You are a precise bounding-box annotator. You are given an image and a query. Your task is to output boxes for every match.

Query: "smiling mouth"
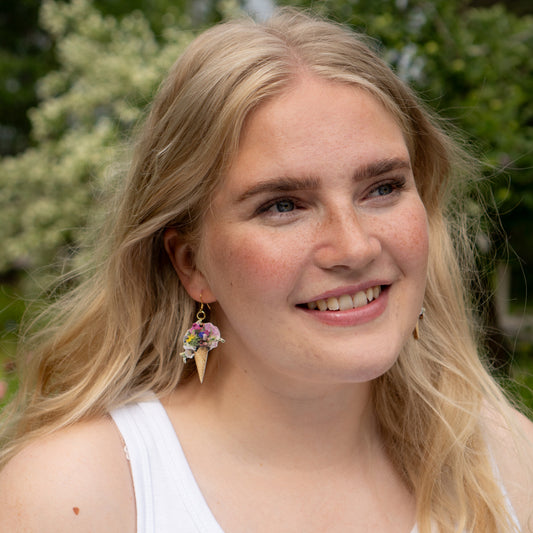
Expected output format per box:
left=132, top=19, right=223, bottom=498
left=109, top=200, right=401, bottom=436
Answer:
left=301, top=285, right=383, bottom=311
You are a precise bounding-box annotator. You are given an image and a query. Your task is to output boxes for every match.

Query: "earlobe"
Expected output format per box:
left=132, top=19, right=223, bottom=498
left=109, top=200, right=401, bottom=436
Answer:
left=163, top=229, right=215, bottom=302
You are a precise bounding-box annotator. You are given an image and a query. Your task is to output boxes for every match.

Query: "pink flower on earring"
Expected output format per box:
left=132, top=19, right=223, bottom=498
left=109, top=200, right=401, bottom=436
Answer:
left=180, top=321, right=224, bottom=362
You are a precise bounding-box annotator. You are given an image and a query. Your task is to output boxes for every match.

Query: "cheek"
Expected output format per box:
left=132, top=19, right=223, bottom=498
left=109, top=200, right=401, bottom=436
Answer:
left=201, top=228, right=299, bottom=294
left=402, top=209, right=428, bottom=255
left=382, top=201, right=429, bottom=270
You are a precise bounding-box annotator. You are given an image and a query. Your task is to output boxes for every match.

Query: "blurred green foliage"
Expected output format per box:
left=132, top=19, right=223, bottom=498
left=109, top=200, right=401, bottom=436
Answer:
left=0, top=0, right=55, bottom=155
left=0, top=285, right=25, bottom=406
left=507, top=347, right=533, bottom=414
left=0, top=0, right=229, bottom=157
left=0, top=0, right=197, bottom=276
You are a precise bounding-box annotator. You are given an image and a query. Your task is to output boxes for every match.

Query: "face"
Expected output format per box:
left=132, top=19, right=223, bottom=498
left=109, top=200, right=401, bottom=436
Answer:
left=190, top=76, right=428, bottom=392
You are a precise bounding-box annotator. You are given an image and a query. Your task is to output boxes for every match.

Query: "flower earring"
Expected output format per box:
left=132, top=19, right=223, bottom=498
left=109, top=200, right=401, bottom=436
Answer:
left=180, top=300, right=224, bottom=383
left=413, top=307, right=425, bottom=340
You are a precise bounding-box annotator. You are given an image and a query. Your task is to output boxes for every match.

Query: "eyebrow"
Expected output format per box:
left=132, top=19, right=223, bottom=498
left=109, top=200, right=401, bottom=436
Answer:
left=352, top=157, right=412, bottom=180
left=236, top=176, right=321, bottom=202
left=236, top=157, right=412, bottom=202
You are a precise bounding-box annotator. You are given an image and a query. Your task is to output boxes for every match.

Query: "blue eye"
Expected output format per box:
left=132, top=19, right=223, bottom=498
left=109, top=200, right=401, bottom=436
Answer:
left=368, top=178, right=405, bottom=198
left=255, top=196, right=303, bottom=219
left=274, top=199, right=295, bottom=212
left=374, top=183, right=394, bottom=196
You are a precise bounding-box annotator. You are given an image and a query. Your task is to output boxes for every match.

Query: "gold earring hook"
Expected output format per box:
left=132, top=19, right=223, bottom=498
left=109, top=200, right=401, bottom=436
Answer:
left=196, top=302, right=206, bottom=323
left=196, top=294, right=210, bottom=323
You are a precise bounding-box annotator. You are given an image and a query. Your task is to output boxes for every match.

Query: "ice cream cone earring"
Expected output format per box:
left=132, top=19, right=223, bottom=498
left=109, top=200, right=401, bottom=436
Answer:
left=180, top=299, right=224, bottom=383
left=413, top=307, right=425, bottom=340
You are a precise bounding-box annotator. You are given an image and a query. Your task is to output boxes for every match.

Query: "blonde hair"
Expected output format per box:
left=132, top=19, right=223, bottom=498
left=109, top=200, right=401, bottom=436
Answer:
left=0, top=8, right=520, bottom=531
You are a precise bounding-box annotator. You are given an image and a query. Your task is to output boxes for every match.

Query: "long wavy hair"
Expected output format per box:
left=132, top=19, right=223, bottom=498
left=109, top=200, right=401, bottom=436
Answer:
left=0, top=8, right=522, bottom=532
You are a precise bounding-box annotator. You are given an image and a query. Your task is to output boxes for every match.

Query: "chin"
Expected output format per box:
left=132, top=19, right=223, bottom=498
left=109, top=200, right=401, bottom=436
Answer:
left=309, top=347, right=403, bottom=385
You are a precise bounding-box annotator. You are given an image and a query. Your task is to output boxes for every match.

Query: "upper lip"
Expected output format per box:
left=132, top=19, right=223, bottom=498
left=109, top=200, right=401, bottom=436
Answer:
left=297, top=281, right=390, bottom=305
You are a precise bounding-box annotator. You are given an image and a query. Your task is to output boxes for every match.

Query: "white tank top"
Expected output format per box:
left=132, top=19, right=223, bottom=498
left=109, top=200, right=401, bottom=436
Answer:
left=111, top=398, right=224, bottom=533
left=110, top=398, right=520, bottom=533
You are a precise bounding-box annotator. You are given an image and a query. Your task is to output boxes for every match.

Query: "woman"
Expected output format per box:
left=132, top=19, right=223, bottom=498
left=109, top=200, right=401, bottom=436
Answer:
left=1, top=9, right=532, bottom=532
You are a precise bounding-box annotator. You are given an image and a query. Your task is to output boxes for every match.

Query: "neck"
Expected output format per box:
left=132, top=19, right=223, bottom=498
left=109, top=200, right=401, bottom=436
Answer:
left=170, top=355, right=380, bottom=472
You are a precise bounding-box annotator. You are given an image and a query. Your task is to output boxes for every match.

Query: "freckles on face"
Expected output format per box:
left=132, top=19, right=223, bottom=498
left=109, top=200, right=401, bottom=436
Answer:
left=192, top=76, right=429, bottom=385
left=201, top=223, right=303, bottom=300
left=218, top=236, right=279, bottom=284
left=388, top=199, right=429, bottom=261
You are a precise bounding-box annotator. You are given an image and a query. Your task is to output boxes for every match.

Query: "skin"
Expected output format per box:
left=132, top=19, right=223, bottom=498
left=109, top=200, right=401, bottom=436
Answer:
left=0, top=417, right=136, bottom=532
left=1, top=75, right=532, bottom=532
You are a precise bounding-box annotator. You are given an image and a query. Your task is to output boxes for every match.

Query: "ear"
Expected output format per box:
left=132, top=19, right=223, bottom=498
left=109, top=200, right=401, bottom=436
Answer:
left=163, top=228, right=216, bottom=303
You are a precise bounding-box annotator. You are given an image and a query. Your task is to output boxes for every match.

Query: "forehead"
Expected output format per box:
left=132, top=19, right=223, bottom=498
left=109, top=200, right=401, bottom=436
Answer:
left=227, top=76, right=409, bottom=182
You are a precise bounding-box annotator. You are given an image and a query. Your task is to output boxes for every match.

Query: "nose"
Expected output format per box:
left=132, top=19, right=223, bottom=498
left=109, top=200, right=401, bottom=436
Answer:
left=313, top=209, right=381, bottom=272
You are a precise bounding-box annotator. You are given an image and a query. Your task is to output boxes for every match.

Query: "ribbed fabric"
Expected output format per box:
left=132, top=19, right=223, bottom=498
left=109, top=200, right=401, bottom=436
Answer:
left=111, top=398, right=224, bottom=533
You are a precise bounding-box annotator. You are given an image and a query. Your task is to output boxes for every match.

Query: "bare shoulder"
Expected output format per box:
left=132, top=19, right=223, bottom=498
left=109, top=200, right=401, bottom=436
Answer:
left=0, top=415, right=135, bottom=532
left=483, top=403, right=533, bottom=531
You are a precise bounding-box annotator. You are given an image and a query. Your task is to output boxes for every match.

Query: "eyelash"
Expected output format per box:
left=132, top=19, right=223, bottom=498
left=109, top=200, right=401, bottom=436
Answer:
left=255, top=177, right=407, bottom=218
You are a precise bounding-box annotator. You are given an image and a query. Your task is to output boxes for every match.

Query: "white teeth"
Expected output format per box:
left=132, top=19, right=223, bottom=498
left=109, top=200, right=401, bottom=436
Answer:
left=338, top=294, right=353, bottom=311
left=305, top=285, right=382, bottom=312
left=326, top=297, right=340, bottom=311
left=316, top=299, right=328, bottom=311
left=352, top=291, right=367, bottom=308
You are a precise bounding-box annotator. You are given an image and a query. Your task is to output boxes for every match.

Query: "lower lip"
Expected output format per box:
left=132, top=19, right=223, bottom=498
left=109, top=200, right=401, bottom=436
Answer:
left=298, top=288, right=389, bottom=327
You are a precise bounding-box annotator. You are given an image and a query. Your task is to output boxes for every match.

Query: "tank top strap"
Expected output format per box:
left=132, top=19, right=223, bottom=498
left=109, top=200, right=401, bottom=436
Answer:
left=111, top=397, right=225, bottom=533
